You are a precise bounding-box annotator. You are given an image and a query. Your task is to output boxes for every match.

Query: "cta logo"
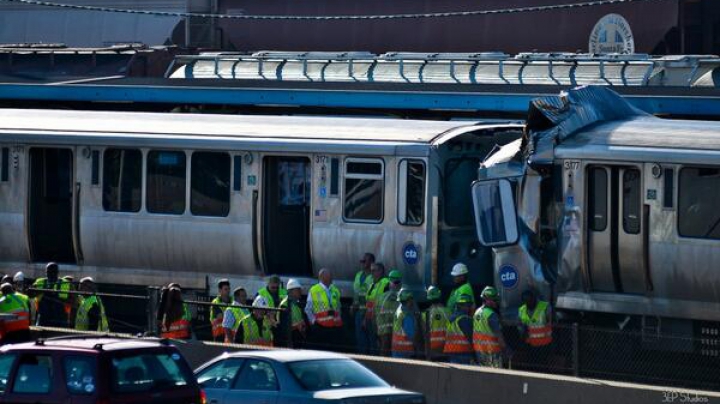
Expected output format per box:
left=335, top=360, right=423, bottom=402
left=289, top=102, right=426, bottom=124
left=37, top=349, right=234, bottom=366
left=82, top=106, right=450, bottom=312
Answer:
left=402, top=243, right=420, bottom=266
left=499, top=265, right=518, bottom=289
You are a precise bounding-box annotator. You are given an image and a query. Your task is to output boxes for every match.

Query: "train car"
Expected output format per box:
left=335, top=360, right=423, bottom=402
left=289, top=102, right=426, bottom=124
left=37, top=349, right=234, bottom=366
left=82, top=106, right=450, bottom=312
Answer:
left=0, top=109, right=522, bottom=297
left=472, top=86, right=720, bottom=341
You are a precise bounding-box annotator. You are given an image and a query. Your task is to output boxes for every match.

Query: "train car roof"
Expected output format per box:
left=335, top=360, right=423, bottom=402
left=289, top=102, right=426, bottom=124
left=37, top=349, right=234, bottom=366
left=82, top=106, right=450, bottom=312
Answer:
left=555, top=116, right=720, bottom=164
left=0, top=109, right=520, bottom=156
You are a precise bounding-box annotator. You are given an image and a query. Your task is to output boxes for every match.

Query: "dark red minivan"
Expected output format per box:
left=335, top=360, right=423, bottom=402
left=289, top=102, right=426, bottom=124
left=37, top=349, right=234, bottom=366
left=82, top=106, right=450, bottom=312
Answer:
left=0, top=336, right=205, bottom=404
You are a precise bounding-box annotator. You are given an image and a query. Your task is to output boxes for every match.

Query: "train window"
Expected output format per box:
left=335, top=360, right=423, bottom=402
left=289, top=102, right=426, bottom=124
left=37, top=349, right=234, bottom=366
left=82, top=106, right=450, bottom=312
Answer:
left=663, top=168, right=674, bottom=209
left=102, top=149, right=142, bottom=213
left=622, top=169, right=641, bottom=234
left=191, top=152, right=230, bottom=217
left=444, top=158, right=478, bottom=227
left=91, top=150, right=100, bottom=185
left=398, top=159, right=425, bottom=226
left=233, top=156, right=242, bottom=191
left=1, top=147, right=8, bottom=182
left=679, top=167, right=720, bottom=239
left=147, top=150, right=186, bottom=215
left=587, top=167, right=608, bottom=231
left=343, top=158, right=384, bottom=223
left=330, top=158, right=339, bottom=197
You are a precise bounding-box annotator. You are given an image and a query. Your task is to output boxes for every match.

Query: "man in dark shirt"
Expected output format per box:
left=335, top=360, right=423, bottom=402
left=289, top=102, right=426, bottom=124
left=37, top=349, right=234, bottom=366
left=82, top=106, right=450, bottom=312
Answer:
left=32, top=263, right=68, bottom=327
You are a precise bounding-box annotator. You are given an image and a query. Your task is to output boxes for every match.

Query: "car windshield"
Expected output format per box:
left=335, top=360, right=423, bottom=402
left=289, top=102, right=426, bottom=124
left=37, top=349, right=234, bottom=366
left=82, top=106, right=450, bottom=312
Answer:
left=288, top=359, right=389, bottom=391
left=111, top=351, right=192, bottom=393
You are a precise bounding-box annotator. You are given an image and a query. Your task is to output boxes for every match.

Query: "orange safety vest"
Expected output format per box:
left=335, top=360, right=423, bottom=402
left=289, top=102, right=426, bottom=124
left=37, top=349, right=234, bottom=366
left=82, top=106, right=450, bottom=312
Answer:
left=161, top=305, right=191, bottom=339
left=519, top=301, right=552, bottom=347
left=443, top=315, right=473, bottom=354
left=309, top=284, right=342, bottom=328
left=424, top=305, right=449, bottom=352
left=473, top=306, right=501, bottom=354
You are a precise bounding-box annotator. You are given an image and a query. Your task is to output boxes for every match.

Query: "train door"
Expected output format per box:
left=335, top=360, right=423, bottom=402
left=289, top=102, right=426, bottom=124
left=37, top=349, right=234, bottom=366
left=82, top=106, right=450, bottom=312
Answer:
left=27, top=148, right=76, bottom=264
left=586, top=164, right=647, bottom=294
left=262, top=156, right=312, bottom=276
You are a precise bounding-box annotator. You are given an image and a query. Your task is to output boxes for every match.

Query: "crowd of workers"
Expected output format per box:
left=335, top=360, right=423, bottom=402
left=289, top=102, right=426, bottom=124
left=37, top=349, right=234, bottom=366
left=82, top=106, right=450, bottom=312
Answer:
left=0, top=256, right=553, bottom=369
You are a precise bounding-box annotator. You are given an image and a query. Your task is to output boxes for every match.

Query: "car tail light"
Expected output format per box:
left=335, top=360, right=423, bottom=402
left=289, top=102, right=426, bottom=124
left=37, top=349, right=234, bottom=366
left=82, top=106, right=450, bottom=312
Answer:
left=199, top=389, right=208, bottom=404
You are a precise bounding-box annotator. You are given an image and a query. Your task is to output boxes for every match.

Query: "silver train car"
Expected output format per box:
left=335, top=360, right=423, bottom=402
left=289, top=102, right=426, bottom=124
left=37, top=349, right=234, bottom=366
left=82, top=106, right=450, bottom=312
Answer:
left=0, top=108, right=522, bottom=297
left=473, top=86, right=720, bottom=338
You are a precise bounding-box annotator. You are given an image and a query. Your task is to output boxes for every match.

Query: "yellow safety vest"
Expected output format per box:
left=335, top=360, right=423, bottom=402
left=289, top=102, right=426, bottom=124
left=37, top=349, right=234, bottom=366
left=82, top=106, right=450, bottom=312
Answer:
left=279, top=296, right=304, bottom=330
left=423, top=304, right=449, bottom=353
left=75, top=295, right=109, bottom=332
left=0, top=293, right=30, bottom=334
left=258, top=287, right=287, bottom=309
left=210, top=296, right=231, bottom=339
left=353, top=271, right=373, bottom=306
left=443, top=315, right=473, bottom=354
left=376, top=291, right=399, bottom=336
left=365, top=278, right=389, bottom=320
left=239, top=314, right=273, bottom=346
left=309, top=284, right=342, bottom=327
left=519, top=301, right=552, bottom=347
left=391, top=307, right=414, bottom=354
left=472, top=306, right=501, bottom=354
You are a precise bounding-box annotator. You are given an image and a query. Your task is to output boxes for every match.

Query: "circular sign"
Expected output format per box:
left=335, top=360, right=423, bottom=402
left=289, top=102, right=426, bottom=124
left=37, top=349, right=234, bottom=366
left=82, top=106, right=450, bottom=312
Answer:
left=402, top=243, right=420, bottom=266
left=588, top=14, right=635, bottom=54
left=499, top=265, right=519, bottom=289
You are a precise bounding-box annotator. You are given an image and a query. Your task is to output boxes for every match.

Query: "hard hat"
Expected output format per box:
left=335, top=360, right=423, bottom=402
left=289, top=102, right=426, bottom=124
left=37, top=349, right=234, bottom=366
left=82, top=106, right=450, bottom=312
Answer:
left=0, top=275, right=10, bottom=285
left=217, top=278, right=230, bottom=288
left=233, top=286, right=246, bottom=295
left=13, top=272, right=24, bottom=283
left=481, top=286, right=499, bottom=302
left=79, top=277, right=95, bottom=284
left=388, top=270, right=402, bottom=281
left=456, top=294, right=474, bottom=305
left=0, top=283, right=12, bottom=294
left=397, top=288, right=413, bottom=302
left=286, top=279, right=302, bottom=291
left=426, top=286, right=442, bottom=301
left=63, top=275, right=74, bottom=281
left=252, top=296, right=269, bottom=308
left=450, top=263, right=469, bottom=277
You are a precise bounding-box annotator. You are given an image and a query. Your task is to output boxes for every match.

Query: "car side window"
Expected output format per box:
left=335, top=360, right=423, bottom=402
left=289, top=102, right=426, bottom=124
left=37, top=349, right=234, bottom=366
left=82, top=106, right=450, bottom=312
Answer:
left=64, top=356, right=97, bottom=395
left=13, top=354, right=53, bottom=394
left=232, top=360, right=278, bottom=391
left=0, top=354, right=17, bottom=394
left=197, top=359, right=245, bottom=389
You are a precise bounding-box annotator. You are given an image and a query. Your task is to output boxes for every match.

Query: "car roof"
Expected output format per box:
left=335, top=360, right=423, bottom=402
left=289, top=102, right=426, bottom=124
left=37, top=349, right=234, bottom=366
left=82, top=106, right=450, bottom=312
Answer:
left=1, top=337, right=176, bottom=353
left=222, top=349, right=350, bottom=363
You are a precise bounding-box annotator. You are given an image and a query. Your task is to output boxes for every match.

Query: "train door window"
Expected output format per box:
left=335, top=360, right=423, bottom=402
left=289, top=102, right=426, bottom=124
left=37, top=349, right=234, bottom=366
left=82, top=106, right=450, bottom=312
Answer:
left=588, top=167, right=608, bottom=231
left=398, top=159, right=425, bottom=226
left=233, top=156, right=242, bottom=192
left=191, top=152, right=230, bottom=217
left=679, top=167, right=720, bottom=239
left=1, top=147, right=8, bottom=182
left=147, top=150, right=186, bottom=215
left=330, top=158, right=339, bottom=197
left=663, top=168, right=674, bottom=209
left=91, top=150, right=100, bottom=186
left=103, top=148, right=142, bottom=213
left=622, top=168, right=641, bottom=234
left=343, top=158, right=384, bottom=223
left=444, top=158, right=478, bottom=226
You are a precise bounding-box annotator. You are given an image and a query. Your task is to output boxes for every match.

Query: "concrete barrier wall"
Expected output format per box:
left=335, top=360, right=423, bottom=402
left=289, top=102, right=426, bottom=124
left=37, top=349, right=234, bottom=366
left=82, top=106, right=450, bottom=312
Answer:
left=30, top=328, right=720, bottom=404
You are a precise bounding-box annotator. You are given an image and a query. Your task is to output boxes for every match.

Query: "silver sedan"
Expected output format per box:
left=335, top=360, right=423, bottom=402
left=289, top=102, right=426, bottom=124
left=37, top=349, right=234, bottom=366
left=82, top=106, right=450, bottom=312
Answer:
left=195, top=350, right=425, bottom=404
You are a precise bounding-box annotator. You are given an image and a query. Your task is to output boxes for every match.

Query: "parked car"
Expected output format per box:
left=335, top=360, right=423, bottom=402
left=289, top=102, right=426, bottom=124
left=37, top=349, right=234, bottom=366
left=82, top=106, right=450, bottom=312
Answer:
left=195, top=350, right=425, bottom=404
left=0, top=336, right=205, bottom=404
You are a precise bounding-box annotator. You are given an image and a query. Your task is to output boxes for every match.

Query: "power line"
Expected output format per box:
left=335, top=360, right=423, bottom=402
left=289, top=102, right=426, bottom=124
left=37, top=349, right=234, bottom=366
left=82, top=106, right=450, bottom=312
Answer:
left=0, top=0, right=671, bottom=21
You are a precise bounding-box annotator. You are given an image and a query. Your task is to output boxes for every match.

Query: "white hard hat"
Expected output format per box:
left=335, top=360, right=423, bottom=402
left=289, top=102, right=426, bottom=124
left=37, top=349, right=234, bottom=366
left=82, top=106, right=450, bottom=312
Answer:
left=252, top=296, right=269, bottom=308
left=13, top=272, right=24, bottom=282
left=450, top=263, right=469, bottom=277
left=80, top=277, right=95, bottom=284
left=286, top=279, right=302, bottom=290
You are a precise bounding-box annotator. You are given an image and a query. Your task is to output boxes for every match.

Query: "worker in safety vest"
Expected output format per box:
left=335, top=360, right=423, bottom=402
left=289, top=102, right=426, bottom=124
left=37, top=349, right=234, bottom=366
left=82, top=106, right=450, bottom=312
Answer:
left=235, top=296, right=273, bottom=346
left=305, top=268, right=343, bottom=351
left=223, top=287, right=249, bottom=343
left=209, top=279, right=232, bottom=342
left=376, top=269, right=402, bottom=356
left=446, top=263, right=475, bottom=314
left=32, top=262, right=72, bottom=327
left=352, top=252, right=375, bottom=354
left=473, top=286, right=508, bottom=368
left=62, top=275, right=78, bottom=326
left=160, top=287, right=192, bottom=340
left=391, top=288, right=424, bottom=359
left=423, top=285, right=449, bottom=361
left=75, top=277, right=109, bottom=332
left=0, top=282, right=30, bottom=343
left=279, top=278, right=307, bottom=348
left=257, top=275, right=287, bottom=309
left=443, top=294, right=474, bottom=364
left=518, top=289, right=552, bottom=367
left=364, top=263, right=389, bottom=354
